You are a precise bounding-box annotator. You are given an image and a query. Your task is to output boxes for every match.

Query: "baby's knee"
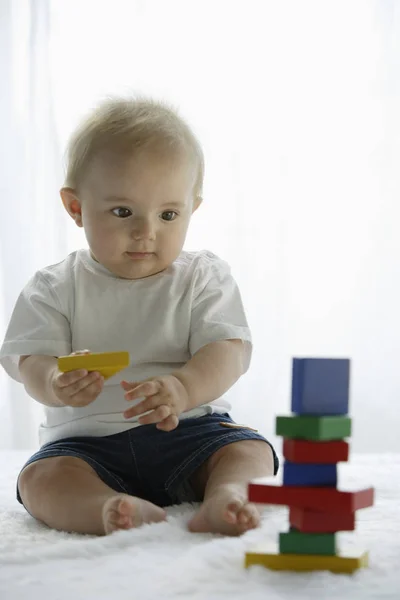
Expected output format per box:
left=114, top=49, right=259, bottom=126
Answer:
left=19, top=457, right=54, bottom=499
left=229, top=439, right=274, bottom=461
left=18, top=456, right=86, bottom=500
left=212, top=439, right=276, bottom=472
left=239, top=439, right=277, bottom=476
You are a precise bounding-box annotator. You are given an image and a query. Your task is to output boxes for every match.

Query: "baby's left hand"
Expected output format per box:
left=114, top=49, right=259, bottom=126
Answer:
left=121, top=375, right=189, bottom=431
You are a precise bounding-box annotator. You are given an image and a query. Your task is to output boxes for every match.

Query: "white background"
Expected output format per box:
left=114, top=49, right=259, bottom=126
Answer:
left=1, top=0, right=399, bottom=452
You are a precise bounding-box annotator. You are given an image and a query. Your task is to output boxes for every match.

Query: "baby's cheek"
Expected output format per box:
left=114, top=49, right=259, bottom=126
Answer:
left=94, top=222, right=124, bottom=247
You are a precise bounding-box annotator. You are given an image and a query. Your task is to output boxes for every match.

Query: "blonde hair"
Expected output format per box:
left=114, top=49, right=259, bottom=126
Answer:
left=64, top=97, right=204, bottom=199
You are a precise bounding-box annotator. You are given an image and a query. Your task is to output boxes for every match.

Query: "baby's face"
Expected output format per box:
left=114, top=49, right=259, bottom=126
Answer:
left=76, top=151, right=200, bottom=279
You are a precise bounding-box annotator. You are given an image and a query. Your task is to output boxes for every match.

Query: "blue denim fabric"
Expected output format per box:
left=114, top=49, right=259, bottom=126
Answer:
left=17, top=413, right=279, bottom=508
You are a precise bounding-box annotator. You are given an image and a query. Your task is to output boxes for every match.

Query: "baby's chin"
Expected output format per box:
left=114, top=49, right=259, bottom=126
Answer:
left=107, top=257, right=168, bottom=280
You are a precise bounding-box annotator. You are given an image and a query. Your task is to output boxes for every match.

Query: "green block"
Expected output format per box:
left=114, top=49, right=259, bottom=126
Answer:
left=276, top=415, right=351, bottom=440
left=279, top=529, right=337, bottom=556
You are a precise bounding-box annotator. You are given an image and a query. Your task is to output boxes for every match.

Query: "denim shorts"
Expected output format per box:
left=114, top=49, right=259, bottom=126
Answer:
left=16, top=413, right=279, bottom=508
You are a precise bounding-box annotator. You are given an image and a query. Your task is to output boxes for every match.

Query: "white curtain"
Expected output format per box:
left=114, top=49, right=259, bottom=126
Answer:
left=0, top=0, right=68, bottom=448
left=1, top=0, right=399, bottom=452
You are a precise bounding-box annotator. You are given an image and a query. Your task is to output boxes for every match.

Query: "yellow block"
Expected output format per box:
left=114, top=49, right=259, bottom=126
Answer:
left=58, top=351, right=130, bottom=380
left=245, top=544, right=368, bottom=574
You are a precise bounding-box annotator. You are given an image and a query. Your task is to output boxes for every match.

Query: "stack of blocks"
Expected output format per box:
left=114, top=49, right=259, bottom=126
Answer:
left=245, top=358, right=375, bottom=574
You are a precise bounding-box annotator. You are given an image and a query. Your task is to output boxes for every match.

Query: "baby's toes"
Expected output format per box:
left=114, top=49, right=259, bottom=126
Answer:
left=118, top=498, right=133, bottom=516
left=117, top=500, right=135, bottom=526
left=238, top=508, right=251, bottom=525
left=115, top=512, right=132, bottom=528
left=113, top=516, right=129, bottom=529
left=238, top=503, right=260, bottom=531
left=224, top=499, right=245, bottom=524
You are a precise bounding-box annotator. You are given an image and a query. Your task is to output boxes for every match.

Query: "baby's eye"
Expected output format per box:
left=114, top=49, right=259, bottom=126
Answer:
left=112, top=207, right=132, bottom=219
left=161, top=211, right=178, bottom=222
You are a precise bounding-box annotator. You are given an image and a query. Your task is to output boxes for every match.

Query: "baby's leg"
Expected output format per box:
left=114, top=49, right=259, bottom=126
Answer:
left=18, top=456, right=166, bottom=535
left=188, top=440, right=275, bottom=536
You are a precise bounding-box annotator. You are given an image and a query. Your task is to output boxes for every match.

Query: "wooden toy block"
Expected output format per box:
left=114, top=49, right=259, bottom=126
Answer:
left=279, top=529, right=336, bottom=555
left=283, top=461, right=337, bottom=486
left=248, top=479, right=374, bottom=513
left=58, top=351, right=130, bottom=380
left=276, top=415, right=351, bottom=441
left=245, top=543, right=368, bottom=573
left=289, top=506, right=356, bottom=533
left=283, top=439, right=349, bottom=463
left=291, top=358, right=350, bottom=415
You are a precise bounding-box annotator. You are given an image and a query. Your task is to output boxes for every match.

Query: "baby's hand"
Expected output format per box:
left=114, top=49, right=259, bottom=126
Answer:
left=121, top=375, right=189, bottom=431
left=51, top=351, right=104, bottom=407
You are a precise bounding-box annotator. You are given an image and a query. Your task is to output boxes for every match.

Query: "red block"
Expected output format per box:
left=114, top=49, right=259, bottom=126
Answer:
left=248, top=479, right=374, bottom=513
left=289, top=506, right=356, bottom=533
left=283, top=439, right=349, bottom=464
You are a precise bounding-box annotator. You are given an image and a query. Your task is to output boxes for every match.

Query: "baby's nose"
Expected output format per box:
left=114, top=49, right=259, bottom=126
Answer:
left=131, top=218, right=156, bottom=240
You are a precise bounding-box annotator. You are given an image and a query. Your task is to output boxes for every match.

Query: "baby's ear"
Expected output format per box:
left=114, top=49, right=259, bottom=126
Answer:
left=60, top=187, right=83, bottom=227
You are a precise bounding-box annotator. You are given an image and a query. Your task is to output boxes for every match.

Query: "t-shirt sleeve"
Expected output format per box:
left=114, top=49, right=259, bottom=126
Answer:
left=189, top=253, right=252, bottom=372
left=0, top=272, right=72, bottom=382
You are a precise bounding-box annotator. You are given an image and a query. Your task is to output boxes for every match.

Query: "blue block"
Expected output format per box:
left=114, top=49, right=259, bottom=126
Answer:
left=291, top=358, right=350, bottom=416
left=283, top=461, right=338, bottom=486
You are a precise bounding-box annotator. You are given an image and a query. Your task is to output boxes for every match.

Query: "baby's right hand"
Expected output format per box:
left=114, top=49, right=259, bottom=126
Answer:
left=51, top=352, right=104, bottom=407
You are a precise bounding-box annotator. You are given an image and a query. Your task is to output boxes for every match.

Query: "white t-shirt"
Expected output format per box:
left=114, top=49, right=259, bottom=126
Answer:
left=0, top=249, right=252, bottom=445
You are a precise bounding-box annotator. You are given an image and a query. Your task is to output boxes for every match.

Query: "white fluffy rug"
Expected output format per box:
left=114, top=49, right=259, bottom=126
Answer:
left=0, top=451, right=399, bottom=599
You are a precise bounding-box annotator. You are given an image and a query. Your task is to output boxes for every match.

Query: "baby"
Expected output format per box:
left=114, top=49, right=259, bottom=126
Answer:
left=0, top=98, right=278, bottom=536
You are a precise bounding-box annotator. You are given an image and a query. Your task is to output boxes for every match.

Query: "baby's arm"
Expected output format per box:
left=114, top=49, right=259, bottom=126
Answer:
left=19, top=355, right=104, bottom=407
left=19, top=355, right=64, bottom=407
left=172, top=339, right=245, bottom=411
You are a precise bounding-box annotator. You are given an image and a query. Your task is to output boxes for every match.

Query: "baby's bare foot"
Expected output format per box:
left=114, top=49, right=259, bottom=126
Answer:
left=102, top=493, right=167, bottom=534
left=188, top=484, right=261, bottom=536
